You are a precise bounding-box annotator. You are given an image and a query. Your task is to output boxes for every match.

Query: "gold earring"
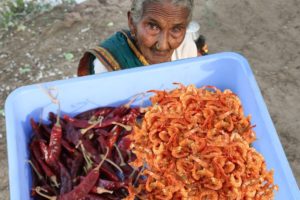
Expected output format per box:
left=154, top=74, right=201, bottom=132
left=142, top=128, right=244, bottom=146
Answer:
left=131, top=32, right=135, bottom=39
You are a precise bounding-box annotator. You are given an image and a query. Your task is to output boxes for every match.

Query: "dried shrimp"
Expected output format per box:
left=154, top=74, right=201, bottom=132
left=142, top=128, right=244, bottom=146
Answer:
left=126, top=84, right=278, bottom=200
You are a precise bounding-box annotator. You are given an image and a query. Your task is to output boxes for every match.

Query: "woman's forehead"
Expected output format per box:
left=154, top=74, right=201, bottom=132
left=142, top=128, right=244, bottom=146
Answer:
left=141, top=2, right=189, bottom=25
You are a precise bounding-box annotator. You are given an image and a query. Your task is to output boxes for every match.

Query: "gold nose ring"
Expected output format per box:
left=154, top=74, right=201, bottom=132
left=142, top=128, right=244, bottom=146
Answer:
left=155, top=43, right=160, bottom=50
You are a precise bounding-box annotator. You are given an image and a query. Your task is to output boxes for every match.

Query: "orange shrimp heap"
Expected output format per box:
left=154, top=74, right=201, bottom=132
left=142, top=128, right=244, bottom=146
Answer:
left=127, top=84, right=278, bottom=200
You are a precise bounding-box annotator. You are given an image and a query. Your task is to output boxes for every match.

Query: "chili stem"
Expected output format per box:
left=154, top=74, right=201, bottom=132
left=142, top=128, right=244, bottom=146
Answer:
left=124, top=92, right=146, bottom=108
left=100, top=156, right=124, bottom=175
left=38, top=85, right=59, bottom=105
left=56, top=102, right=61, bottom=126
left=93, top=186, right=113, bottom=194
left=38, top=85, right=61, bottom=125
left=113, top=144, right=126, bottom=166
left=80, top=142, right=93, bottom=171
left=129, top=167, right=137, bottom=179
left=96, top=147, right=109, bottom=170
left=80, top=117, right=103, bottom=135
left=127, top=150, right=132, bottom=162
left=50, top=176, right=59, bottom=188
left=27, top=160, right=43, bottom=180
left=111, top=122, right=132, bottom=131
left=35, top=187, right=57, bottom=200
left=133, top=162, right=146, bottom=186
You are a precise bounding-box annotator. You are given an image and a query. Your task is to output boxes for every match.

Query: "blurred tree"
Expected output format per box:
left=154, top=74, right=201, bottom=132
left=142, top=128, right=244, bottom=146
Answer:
left=0, top=0, right=75, bottom=31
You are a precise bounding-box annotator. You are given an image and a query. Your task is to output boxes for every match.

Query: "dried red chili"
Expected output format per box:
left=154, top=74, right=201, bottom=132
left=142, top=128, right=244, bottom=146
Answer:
left=58, top=162, right=72, bottom=194
left=30, top=140, right=59, bottom=188
left=30, top=104, right=143, bottom=200
left=75, top=107, right=114, bottom=120
left=47, top=120, right=62, bottom=165
left=58, top=148, right=109, bottom=200
left=69, top=151, right=84, bottom=179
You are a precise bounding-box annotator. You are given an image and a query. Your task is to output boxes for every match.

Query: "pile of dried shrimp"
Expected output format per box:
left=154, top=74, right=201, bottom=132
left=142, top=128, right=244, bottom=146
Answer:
left=126, top=84, right=278, bottom=200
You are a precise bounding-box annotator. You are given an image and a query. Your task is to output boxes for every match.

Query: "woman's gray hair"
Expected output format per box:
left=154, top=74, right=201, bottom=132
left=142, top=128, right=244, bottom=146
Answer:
left=130, top=0, right=194, bottom=24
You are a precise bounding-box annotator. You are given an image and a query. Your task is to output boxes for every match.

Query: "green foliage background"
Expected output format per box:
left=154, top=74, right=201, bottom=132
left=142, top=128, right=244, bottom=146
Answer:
left=0, top=0, right=75, bottom=31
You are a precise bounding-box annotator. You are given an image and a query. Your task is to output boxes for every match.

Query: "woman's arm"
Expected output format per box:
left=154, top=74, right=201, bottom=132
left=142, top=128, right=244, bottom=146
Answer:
left=93, top=58, right=109, bottom=73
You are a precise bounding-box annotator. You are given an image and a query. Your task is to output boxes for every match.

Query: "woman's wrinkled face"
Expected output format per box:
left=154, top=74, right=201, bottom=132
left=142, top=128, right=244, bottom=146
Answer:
left=128, top=2, right=189, bottom=64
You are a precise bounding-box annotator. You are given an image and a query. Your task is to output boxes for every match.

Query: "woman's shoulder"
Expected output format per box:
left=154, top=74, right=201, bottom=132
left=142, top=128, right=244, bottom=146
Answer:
left=100, top=30, right=130, bottom=47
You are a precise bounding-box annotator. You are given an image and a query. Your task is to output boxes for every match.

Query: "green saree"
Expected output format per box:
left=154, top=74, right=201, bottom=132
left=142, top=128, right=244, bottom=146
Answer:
left=77, top=30, right=149, bottom=76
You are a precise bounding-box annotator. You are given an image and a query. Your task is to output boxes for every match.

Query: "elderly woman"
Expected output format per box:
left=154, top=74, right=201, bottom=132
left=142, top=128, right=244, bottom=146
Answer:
left=78, top=0, right=196, bottom=76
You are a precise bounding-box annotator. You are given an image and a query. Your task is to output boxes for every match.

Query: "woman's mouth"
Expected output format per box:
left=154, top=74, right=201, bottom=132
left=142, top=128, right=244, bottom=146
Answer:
left=152, top=49, right=170, bottom=57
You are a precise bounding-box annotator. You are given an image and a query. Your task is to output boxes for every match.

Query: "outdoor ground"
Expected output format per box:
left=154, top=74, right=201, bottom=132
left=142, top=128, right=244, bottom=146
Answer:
left=0, top=0, right=299, bottom=199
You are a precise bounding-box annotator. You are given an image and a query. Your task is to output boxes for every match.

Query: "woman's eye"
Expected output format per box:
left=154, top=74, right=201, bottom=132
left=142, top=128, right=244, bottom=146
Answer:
left=148, top=23, right=159, bottom=31
left=172, top=26, right=182, bottom=34
left=171, top=26, right=185, bottom=38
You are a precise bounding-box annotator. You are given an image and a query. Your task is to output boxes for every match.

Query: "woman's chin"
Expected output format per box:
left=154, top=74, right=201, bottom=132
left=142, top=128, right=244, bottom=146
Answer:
left=148, top=56, right=171, bottom=65
left=149, top=59, right=169, bottom=65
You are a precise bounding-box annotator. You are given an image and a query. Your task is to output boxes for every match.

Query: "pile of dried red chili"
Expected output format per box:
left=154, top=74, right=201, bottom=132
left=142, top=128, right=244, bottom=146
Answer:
left=29, top=104, right=144, bottom=200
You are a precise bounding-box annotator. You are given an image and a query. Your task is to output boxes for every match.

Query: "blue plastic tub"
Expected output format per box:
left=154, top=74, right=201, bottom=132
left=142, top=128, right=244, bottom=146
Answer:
left=5, top=52, right=299, bottom=199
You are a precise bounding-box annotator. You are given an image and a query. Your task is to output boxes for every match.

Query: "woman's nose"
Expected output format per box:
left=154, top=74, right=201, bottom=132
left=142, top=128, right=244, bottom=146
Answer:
left=157, top=32, right=170, bottom=51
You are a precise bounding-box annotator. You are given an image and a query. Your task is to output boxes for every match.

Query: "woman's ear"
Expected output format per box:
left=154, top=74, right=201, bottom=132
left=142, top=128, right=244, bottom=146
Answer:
left=127, top=11, right=136, bottom=36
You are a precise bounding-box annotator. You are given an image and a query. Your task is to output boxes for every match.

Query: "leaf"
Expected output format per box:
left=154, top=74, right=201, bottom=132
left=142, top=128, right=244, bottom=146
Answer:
left=0, top=109, right=5, bottom=117
left=17, top=24, right=26, bottom=31
left=81, top=27, right=90, bottom=33
left=19, top=65, right=31, bottom=74
left=64, top=52, right=74, bottom=61
left=106, top=22, right=114, bottom=27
